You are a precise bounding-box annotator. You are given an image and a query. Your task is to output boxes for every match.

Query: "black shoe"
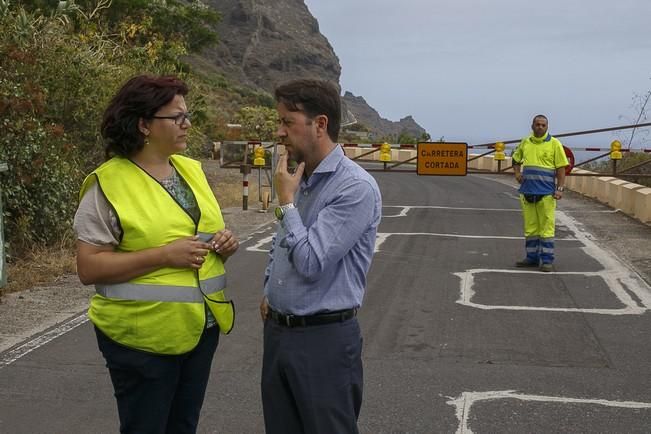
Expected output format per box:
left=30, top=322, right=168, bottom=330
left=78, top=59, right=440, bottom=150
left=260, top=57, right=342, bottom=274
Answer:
left=515, top=259, right=538, bottom=267
left=539, top=263, right=553, bottom=272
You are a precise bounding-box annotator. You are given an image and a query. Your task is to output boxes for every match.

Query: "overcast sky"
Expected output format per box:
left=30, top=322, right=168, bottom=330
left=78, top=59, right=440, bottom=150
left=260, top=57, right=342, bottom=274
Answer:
left=304, top=0, right=651, bottom=149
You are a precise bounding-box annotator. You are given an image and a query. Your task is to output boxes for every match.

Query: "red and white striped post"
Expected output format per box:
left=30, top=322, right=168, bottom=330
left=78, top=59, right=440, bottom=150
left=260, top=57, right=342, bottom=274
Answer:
left=240, top=163, right=251, bottom=210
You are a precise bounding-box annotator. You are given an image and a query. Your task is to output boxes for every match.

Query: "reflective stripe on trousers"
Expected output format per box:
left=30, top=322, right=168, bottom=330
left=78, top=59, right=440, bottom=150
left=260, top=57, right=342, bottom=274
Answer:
left=520, top=194, right=556, bottom=264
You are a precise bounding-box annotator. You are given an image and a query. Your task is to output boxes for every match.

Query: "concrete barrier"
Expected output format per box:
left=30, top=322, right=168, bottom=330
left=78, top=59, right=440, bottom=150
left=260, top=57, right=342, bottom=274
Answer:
left=633, top=187, right=651, bottom=223
left=565, top=168, right=583, bottom=191
left=596, top=176, right=616, bottom=203
left=468, top=156, right=480, bottom=169
left=605, top=179, right=629, bottom=206
left=478, top=156, right=493, bottom=171
left=398, top=150, right=414, bottom=162
left=618, top=183, right=646, bottom=215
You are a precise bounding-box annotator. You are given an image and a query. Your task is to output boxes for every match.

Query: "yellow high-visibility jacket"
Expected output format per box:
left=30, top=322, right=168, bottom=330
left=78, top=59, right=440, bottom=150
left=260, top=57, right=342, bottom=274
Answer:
left=512, top=133, right=568, bottom=195
left=79, top=155, right=234, bottom=355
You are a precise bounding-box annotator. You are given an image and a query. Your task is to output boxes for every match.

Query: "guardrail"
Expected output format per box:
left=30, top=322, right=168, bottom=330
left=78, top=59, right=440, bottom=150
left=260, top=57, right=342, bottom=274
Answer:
left=341, top=121, right=651, bottom=178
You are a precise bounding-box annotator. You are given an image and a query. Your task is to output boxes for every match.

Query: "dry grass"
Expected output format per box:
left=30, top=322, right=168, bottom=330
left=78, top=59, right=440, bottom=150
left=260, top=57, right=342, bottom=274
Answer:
left=203, top=159, right=269, bottom=209
left=1, top=236, right=77, bottom=298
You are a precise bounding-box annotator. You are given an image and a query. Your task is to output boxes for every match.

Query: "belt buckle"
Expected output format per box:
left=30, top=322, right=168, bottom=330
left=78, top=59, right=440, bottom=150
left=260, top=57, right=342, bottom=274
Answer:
left=285, top=314, right=294, bottom=327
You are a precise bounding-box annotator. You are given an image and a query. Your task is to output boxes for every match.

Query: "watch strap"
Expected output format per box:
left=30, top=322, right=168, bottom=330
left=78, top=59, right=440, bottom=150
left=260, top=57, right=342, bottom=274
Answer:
left=275, top=203, right=295, bottom=220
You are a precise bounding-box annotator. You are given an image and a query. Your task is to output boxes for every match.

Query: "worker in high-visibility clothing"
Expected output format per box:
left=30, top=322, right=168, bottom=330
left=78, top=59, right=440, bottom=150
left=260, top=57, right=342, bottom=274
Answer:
left=74, top=75, right=238, bottom=433
left=512, top=114, right=569, bottom=272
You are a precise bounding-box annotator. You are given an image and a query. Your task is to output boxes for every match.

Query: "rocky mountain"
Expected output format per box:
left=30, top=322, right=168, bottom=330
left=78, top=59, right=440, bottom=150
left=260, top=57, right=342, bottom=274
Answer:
left=343, top=92, right=427, bottom=139
left=203, top=0, right=340, bottom=92
left=201, top=0, right=427, bottom=138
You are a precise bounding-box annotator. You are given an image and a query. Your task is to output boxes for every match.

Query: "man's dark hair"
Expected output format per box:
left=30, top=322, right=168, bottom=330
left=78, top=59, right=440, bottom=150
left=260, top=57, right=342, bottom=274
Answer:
left=274, top=79, right=341, bottom=142
left=532, top=114, right=548, bottom=123
left=101, top=74, right=188, bottom=159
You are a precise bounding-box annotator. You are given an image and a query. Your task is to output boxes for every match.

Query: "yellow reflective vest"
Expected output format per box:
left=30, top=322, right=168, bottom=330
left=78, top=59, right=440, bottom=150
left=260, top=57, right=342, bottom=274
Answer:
left=79, top=155, right=234, bottom=355
left=512, top=133, right=568, bottom=195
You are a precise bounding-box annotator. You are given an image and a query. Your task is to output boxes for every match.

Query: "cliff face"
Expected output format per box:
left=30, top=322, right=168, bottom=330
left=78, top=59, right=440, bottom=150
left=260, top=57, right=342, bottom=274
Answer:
left=201, top=0, right=427, bottom=137
left=204, top=0, right=341, bottom=93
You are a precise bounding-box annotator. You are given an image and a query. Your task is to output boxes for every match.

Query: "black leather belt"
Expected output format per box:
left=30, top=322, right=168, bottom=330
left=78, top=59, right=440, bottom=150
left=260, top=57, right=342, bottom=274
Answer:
left=268, top=308, right=357, bottom=328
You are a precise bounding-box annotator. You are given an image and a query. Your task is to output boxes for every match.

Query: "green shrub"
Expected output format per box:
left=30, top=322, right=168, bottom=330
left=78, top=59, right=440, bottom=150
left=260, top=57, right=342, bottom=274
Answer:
left=0, top=2, right=219, bottom=257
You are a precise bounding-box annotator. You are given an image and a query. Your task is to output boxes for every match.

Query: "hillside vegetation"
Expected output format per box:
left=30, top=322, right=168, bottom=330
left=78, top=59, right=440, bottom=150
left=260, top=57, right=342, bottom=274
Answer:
left=0, top=0, right=276, bottom=259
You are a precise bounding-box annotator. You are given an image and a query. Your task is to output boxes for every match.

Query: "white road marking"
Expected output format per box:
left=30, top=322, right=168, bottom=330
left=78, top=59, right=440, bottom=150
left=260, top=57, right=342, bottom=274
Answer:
left=246, top=231, right=572, bottom=254
left=453, top=209, right=651, bottom=314
left=374, top=233, right=391, bottom=252
left=236, top=223, right=276, bottom=245
left=374, top=232, right=574, bottom=253
left=241, top=201, right=651, bottom=313
left=383, top=205, right=520, bottom=218
left=246, top=235, right=275, bottom=252
left=447, top=390, right=651, bottom=434
left=454, top=268, right=647, bottom=315
left=0, top=312, right=88, bottom=369
left=564, top=209, right=622, bottom=214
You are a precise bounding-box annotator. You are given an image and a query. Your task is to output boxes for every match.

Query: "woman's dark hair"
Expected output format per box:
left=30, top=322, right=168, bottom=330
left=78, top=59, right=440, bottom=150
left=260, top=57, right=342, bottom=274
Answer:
left=101, top=74, right=188, bottom=159
left=274, top=79, right=341, bottom=142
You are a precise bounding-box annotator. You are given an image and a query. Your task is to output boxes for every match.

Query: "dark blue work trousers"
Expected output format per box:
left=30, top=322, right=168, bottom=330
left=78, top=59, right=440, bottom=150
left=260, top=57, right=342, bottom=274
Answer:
left=95, top=326, right=219, bottom=434
left=261, top=317, right=363, bottom=434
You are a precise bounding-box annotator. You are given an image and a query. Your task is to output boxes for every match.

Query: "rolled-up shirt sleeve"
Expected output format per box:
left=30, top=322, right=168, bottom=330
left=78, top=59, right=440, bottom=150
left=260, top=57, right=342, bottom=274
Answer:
left=280, top=179, right=378, bottom=280
left=73, top=182, right=120, bottom=247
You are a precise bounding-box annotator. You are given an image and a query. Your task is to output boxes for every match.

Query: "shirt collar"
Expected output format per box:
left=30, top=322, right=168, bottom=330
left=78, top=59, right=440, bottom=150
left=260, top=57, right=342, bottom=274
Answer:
left=530, top=133, right=551, bottom=143
left=301, top=145, right=343, bottom=187
left=312, top=145, right=344, bottom=175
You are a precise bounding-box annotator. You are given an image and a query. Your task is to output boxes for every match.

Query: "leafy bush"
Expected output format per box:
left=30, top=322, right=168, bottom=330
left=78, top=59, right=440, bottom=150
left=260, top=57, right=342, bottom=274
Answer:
left=0, top=77, right=81, bottom=252
left=235, top=106, right=279, bottom=141
left=0, top=1, right=221, bottom=257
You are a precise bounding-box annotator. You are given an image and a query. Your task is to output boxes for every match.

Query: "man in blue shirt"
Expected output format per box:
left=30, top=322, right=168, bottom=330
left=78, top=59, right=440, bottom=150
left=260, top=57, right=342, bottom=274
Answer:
left=259, top=79, right=382, bottom=433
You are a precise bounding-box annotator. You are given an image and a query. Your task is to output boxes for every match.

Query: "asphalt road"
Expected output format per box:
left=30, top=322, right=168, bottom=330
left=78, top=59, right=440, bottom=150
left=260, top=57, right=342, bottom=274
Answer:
left=1, top=171, right=650, bottom=433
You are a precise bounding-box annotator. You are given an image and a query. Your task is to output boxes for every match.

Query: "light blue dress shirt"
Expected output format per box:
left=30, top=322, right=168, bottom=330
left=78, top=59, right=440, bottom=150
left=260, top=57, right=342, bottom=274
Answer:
left=264, top=146, right=382, bottom=316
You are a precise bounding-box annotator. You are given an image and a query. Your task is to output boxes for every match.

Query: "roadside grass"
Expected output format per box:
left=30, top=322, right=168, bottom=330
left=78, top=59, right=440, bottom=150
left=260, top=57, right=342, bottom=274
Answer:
left=2, top=235, right=77, bottom=298
left=204, top=161, right=267, bottom=209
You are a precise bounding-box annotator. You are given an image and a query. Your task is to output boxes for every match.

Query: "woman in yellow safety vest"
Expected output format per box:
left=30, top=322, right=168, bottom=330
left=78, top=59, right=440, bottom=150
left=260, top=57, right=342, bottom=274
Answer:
left=74, top=74, right=238, bottom=433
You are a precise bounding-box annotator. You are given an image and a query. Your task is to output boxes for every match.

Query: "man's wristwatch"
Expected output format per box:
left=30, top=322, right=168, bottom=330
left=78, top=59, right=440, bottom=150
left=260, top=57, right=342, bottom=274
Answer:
left=274, top=203, right=295, bottom=221
left=556, top=186, right=565, bottom=192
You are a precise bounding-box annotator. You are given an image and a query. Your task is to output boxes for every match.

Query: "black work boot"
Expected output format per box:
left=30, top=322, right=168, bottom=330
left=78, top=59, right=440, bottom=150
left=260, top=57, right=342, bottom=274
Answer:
left=515, top=259, right=538, bottom=267
left=539, top=263, right=553, bottom=272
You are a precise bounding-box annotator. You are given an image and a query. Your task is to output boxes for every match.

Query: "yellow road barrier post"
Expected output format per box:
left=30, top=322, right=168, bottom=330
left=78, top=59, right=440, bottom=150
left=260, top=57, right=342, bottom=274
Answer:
left=610, top=140, right=622, bottom=175
left=379, top=142, right=391, bottom=170
left=494, top=141, right=505, bottom=172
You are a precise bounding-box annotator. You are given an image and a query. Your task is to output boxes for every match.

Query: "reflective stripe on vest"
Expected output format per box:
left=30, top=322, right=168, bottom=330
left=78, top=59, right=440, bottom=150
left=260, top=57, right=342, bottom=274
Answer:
left=95, top=274, right=226, bottom=303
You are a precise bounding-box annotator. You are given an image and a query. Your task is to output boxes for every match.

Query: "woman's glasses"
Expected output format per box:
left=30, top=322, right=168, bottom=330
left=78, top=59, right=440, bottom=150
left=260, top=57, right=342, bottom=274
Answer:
left=152, top=112, right=192, bottom=125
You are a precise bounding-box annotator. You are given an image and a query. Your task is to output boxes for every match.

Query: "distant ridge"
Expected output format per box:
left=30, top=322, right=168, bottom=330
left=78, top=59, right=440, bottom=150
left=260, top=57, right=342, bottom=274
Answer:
left=197, top=0, right=427, bottom=138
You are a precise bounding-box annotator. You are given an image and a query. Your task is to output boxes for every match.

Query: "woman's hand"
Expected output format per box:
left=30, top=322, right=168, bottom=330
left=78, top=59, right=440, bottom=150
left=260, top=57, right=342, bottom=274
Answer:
left=162, top=236, right=212, bottom=269
left=210, top=229, right=239, bottom=261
